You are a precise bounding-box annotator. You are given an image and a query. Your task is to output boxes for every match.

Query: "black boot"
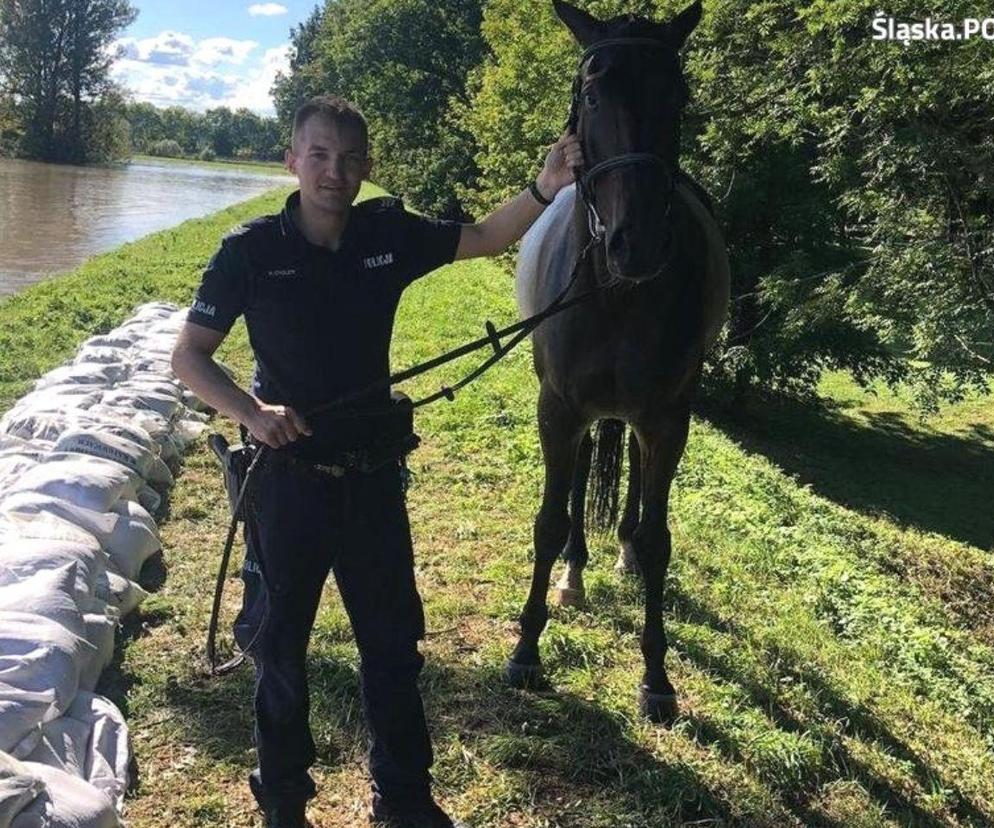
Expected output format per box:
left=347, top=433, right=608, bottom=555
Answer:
left=368, top=797, right=470, bottom=828
left=262, top=800, right=311, bottom=828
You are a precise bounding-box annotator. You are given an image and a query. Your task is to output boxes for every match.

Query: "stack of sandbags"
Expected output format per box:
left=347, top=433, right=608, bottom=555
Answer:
left=0, top=302, right=212, bottom=826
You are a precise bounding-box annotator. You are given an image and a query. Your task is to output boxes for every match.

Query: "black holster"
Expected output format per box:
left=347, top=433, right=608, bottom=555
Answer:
left=208, top=425, right=256, bottom=521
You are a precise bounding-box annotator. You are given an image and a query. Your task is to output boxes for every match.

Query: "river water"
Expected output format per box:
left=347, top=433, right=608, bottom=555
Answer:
left=0, top=157, right=292, bottom=297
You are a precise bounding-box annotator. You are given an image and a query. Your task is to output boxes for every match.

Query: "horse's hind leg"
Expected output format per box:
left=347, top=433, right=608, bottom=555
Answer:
left=632, top=406, right=690, bottom=724
left=555, top=430, right=592, bottom=607
left=505, top=385, right=586, bottom=689
left=614, top=430, right=641, bottom=574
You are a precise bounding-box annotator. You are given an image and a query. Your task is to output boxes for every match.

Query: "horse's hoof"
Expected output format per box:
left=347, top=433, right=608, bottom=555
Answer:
left=639, top=687, right=678, bottom=725
left=555, top=585, right=586, bottom=607
left=504, top=659, right=545, bottom=690
left=614, top=551, right=639, bottom=576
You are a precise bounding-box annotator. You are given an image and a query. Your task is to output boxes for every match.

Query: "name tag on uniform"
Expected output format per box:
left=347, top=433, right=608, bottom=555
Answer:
left=363, top=252, right=394, bottom=269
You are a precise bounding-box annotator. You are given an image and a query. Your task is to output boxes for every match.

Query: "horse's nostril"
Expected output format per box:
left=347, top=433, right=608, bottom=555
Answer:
left=607, top=228, right=630, bottom=258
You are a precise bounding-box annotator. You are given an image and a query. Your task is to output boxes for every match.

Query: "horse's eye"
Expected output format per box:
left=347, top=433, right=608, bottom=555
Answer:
left=584, top=92, right=598, bottom=109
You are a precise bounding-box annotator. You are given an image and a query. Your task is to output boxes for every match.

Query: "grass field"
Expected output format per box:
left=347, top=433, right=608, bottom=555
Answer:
left=1, top=186, right=993, bottom=827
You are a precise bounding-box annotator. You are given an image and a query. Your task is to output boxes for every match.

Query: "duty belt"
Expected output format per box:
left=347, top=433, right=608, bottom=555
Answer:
left=266, top=431, right=421, bottom=478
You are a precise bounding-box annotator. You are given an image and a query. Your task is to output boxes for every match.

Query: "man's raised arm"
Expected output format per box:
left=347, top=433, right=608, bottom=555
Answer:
left=454, top=129, right=583, bottom=261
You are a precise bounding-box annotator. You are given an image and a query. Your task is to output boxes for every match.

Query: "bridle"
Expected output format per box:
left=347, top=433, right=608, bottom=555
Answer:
left=566, top=37, right=680, bottom=242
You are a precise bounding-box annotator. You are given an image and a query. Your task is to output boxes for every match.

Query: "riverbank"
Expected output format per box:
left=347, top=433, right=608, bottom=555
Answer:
left=1, top=190, right=993, bottom=827
left=129, top=154, right=292, bottom=177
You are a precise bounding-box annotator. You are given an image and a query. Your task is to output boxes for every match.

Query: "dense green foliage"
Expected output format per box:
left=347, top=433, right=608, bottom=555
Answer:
left=460, top=0, right=993, bottom=411
left=0, top=0, right=137, bottom=162
left=272, top=0, right=485, bottom=219
left=123, top=101, right=283, bottom=161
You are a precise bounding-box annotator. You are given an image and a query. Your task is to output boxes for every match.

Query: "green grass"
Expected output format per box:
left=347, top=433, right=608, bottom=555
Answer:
left=2, top=189, right=993, bottom=827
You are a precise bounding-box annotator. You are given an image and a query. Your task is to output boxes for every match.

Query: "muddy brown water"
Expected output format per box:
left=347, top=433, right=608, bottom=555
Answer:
left=0, top=157, right=292, bottom=297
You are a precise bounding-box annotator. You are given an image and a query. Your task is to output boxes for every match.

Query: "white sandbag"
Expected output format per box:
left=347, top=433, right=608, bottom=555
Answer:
left=1, top=401, right=103, bottom=444
left=0, top=492, right=160, bottom=581
left=100, top=570, right=145, bottom=617
left=79, top=333, right=139, bottom=350
left=0, top=751, right=44, bottom=828
left=12, top=761, right=120, bottom=828
left=84, top=405, right=170, bottom=447
left=0, top=611, right=93, bottom=752
left=106, top=500, right=160, bottom=578
left=53, top=431, right=155, bottom=482
left=0, top=436, right=36, bottom=453
left=71, top=694, right=128, bottom=809
left=20, top=691, right=129, bottom=811
left=0, top=533, right=109, bottom=613
left=0, top=454, right=40, bottom=496
left=98, top=388, right=182, bottom=421
left=0, top=566, right=85, bottom=640
left=35, top=364, right=128, bottom=391
left=123, top=374, right=183, bottom=396
left=78, top=615, right=116, bottom=693
left=5, top=455, right=139, bottom=513
left=72, top=347, right=129, bottom=366
left=21, top=715, right=90, bottom=780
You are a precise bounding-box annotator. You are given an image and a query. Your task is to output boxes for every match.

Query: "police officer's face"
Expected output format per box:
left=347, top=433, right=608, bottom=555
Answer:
left=286, top=115, right=371, bottom=215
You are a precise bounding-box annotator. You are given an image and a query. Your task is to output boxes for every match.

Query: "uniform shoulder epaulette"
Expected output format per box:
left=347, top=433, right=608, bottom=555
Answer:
left=223, top=223, right=251, bottom=241
left=222, top=213, right=276, bottom=244
left=357, top=195, right=405, bottom=214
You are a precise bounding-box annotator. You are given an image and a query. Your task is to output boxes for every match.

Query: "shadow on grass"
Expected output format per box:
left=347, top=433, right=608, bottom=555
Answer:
left=697, top=393, right=994, bottom=551
left=150, top=635, right=743, bottom=827
left=668, top=585, right=992, bottom=828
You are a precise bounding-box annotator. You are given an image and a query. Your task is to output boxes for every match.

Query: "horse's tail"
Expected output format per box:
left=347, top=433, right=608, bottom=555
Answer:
left=588, top=418, right=626, bottom=532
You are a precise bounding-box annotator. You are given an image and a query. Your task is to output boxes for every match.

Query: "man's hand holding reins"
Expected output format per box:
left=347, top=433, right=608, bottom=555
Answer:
left=246, top=402, right=313, bottom=448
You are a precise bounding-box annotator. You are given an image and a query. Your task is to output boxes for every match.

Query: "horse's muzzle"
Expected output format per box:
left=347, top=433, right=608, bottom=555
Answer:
left=605, top=224, right=673, bottom=282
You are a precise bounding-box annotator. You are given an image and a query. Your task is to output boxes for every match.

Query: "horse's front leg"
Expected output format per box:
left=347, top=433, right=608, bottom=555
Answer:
left=505, top=385, right=586, bottom=688
left=632, top=406, right=690, bottom=723
left=555, top=430, right=592, bottom=607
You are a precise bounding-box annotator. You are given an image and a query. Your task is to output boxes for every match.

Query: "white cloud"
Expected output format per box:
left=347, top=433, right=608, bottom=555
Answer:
left=111, top=36, right=291, bottom=116
left=224, top=44, right=292, bottom=115
left=248, top=3, right=288, bottom=15
left=193, top=37, right=258, bottom=66
left=115, top=31, right=195, bottom=66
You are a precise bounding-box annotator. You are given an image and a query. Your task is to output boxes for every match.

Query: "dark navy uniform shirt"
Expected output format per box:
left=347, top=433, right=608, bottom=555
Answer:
left=187, top=190, right=460, bottom=448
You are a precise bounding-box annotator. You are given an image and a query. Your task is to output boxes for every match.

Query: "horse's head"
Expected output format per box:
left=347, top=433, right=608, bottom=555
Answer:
left=554, top=0, right=701, bottom=282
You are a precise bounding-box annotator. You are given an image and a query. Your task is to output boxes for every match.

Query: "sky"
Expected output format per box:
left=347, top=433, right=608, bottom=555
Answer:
left=109, top=1, right=317, bottom=117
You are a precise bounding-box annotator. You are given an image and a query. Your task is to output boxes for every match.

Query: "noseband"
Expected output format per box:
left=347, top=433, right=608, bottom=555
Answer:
left=566, top=37, right=678, bottom=241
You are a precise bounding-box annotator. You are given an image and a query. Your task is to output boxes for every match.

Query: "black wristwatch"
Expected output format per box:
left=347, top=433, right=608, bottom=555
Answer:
left=529, top=180, right=553, bottom=206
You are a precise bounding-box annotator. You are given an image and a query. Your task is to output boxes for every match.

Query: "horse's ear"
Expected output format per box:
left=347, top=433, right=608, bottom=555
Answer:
left=553, top=0, right=603, bottom=47
left=667, top=0, right=702, bottom=50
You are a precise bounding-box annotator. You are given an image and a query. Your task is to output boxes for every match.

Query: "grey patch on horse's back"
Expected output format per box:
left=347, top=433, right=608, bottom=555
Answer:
left=516, top=184, right=579, bottom=319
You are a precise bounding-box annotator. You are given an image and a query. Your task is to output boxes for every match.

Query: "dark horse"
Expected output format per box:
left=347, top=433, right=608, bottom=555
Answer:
left=507, top=0, right=730, bottom=722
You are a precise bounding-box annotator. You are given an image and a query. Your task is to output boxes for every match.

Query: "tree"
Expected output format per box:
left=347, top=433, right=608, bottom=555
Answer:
left=460, top=0, right=993, bottom=412
left=0, top=0, right=136, bottom=162
left=273, top=0, right=485, bottom=218
left=64, top=0, right=137, bottom=159
left=272, top=4, right=330, bottom=146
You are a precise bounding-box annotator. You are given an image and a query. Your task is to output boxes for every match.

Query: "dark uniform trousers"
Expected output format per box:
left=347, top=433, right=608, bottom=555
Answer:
left=234, top=450, right=432, bottom=811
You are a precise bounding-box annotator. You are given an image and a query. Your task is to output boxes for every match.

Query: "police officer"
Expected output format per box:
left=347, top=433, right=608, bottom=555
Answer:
left=171, top=95, right=582, bottom=828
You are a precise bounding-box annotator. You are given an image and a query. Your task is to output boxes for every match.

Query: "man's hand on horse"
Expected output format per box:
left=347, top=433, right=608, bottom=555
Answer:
left=537, top=129, right=584, bottom=198
left=246, top=401, right=313, bottom=448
